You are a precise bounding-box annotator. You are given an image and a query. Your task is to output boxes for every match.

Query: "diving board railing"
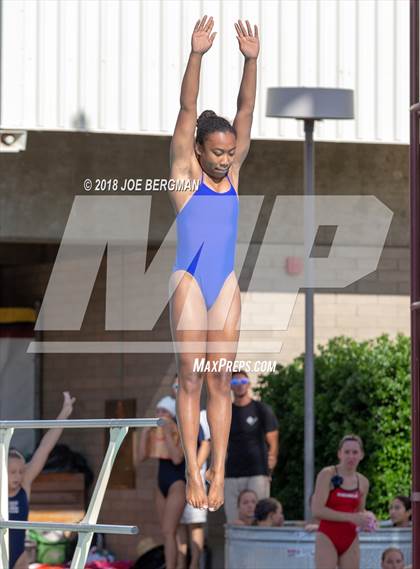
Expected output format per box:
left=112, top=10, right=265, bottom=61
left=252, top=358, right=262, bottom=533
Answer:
left=0, top=418, right=162, bottom=568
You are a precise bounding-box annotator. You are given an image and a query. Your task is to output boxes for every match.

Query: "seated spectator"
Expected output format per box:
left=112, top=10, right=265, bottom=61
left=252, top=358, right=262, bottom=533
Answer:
left=381, top=547, right=405, bottom=569
left=389, top=496, right=411, bottom=528
left=233, top=489, right=258, bottom=526
left=253, top=498, right=284, bottom=527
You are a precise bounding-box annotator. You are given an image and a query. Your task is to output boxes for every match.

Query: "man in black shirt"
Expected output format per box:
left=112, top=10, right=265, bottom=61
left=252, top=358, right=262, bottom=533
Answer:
left=224, top=370, right=279, bottom=523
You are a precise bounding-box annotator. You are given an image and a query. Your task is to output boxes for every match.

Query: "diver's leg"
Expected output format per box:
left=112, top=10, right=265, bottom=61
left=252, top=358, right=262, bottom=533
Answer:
left=169, top=271, right=208, bottom=509
left=205, top=273, right=241, bottom=511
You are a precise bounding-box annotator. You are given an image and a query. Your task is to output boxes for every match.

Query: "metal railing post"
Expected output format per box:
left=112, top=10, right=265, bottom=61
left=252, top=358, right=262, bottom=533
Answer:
left=71, top=426, right=129, bottom=568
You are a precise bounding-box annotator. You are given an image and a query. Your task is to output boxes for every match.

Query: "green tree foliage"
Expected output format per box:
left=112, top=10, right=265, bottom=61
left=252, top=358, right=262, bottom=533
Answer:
left=256, top=334, right=411, bottom=520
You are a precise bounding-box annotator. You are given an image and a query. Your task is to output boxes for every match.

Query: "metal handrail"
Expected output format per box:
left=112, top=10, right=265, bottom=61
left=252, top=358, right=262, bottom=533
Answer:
left=0, top=417, right=160, bottom=568
left=0, top=418, right=163, bottom=429
left=0, top=521, right=138, bottom=534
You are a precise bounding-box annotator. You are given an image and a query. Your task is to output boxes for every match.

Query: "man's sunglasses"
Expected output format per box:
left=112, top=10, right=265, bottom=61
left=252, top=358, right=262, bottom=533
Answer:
left=231, top=377, right=249, bottom=386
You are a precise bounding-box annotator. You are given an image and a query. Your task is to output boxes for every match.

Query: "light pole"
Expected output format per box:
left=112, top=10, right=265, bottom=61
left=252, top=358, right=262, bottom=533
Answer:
left=409, top=2, right=420, bottom=567
left=266, top=87, right=354, bottom=520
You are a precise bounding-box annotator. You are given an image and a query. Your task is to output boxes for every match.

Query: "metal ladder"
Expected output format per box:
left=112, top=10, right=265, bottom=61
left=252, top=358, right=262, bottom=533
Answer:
left=0, top=418, right=161, bottom=568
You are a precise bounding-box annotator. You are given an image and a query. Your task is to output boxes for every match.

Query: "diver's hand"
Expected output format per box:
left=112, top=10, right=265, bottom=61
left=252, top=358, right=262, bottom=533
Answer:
left=192, top=15, right=217, bottom=55
left=234, top=19, right=260, bottom=60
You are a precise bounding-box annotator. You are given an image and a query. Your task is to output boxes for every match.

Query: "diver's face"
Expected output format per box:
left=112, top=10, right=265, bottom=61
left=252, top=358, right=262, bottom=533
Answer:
left=197, top=131, right=237, bottom=177
left=8, top=458, right=25, bottom=492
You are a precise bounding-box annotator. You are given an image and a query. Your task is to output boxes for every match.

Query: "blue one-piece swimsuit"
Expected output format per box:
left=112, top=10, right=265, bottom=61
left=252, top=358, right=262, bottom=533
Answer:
left=172, top=169, right=239, bottom=310
left=8, top=487, right=29, bottom=569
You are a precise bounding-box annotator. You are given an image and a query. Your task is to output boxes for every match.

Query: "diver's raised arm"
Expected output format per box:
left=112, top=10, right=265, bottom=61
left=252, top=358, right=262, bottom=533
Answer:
left=232, top=19, right=260, bottom=169
left=180, top=15, right=216, bottom=109
left=171, top=16, right=217, bottom=170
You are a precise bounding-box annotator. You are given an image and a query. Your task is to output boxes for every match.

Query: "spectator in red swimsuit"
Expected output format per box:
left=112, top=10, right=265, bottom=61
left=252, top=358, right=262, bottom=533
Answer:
left=312, top=434, right=374, bottom=569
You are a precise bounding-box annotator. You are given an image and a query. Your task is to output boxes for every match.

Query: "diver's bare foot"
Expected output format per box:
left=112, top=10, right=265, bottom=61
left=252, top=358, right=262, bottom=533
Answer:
left=186, top=469, right=208, bottom=510
left=206, top=468, right=224, bottom=511
left=205, top=467, right=214, bottom=484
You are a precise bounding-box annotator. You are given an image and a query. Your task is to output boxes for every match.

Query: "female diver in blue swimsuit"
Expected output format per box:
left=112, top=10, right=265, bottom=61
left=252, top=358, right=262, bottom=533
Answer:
left=169, top=15, right=259, bottom=513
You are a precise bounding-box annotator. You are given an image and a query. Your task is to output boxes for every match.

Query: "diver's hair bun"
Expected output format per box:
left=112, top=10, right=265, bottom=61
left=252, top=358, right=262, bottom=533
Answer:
left=195, top=109, right=236, bottom=145
left=196, top=110, right=217, bottom=127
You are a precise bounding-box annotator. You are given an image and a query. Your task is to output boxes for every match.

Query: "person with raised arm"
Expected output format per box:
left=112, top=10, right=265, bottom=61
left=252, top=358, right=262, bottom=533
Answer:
left=8, top=391, right=75, bottom=569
